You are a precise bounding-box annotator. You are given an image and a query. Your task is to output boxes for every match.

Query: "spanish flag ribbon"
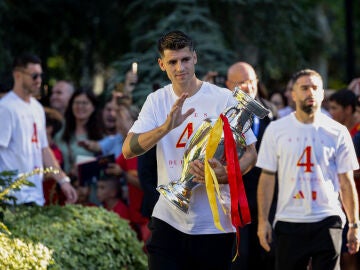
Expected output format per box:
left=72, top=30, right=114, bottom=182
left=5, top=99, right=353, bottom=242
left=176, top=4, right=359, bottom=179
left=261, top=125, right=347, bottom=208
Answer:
left=204, top=113, right=251, bottom=259
left=220, top=114, right=251, bottom=260
left=220, top=114, right=251, bottom=228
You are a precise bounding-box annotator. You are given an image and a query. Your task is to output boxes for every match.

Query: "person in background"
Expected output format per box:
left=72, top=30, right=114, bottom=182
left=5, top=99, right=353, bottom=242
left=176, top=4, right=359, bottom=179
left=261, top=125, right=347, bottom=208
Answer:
left=104, top=100, right=150, bottom=243
left=226, top=61, right=277, bottom=119
left=77, top=94, right=134, bottom=159
left=50, top=80, right=75, bottom=116
left=122, top=30, right=257, bottom=270
left=96, top=173, right=130, bottom=220
left=43, top=107, right=66, bottom=205
left=72, top=177, right=96, bottom=206
left=0, top=53, right=77, bottom=206
left=202, top=70, right=227, bottom=87
left=322, top=89, right=336, bottom=115
left=279, top=78, right=331, bottom=118
left=328, top=88, right=360, bottom=270
left=226, top=61, right=277, bottom=270
left=257, top=69, right=359, bottom=270
left=54, top=88, right=103, bottom=205
left=269, top=91, right=287, bottom=111
left=101, top=95, right=118, bottom=136
left=349, top=77, right=360, bottom=97
left=123, top=68, right=139, bottom=98
left=54, top=88, right=103, bottom=176
left=277, top=79, right=295, bottom=118
left=328, top=89, right=360, bottom=137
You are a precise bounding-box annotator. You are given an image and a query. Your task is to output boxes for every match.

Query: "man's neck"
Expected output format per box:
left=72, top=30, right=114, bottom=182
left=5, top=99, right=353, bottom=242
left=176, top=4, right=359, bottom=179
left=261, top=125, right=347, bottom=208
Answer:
left=173, top=77, right=202, bottom=97
left=294, top=109, right=319, bottom=124
left=13, top=86, right=31, bottom=103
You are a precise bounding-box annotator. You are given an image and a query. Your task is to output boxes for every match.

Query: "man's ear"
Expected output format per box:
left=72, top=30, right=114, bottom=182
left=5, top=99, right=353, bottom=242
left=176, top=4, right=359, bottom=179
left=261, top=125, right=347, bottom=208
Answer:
left=345, top=104, right=354, bottom=115
left=193, top=51, right=197, bottom=65
left=291, top=90, right=296, bottom=103
left=158, top=58, right=166, bottom=71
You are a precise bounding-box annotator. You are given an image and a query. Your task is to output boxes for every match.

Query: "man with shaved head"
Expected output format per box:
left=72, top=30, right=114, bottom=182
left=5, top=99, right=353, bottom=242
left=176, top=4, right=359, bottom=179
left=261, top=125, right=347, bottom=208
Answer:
left=50, top=80, right=75, bottom=116
left=227, top=61, right=277, bottom=270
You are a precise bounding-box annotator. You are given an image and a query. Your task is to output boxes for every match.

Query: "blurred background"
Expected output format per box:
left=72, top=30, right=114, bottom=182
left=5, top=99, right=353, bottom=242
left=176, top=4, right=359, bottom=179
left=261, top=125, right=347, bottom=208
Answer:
left=0, top=0, right=358, bottom=107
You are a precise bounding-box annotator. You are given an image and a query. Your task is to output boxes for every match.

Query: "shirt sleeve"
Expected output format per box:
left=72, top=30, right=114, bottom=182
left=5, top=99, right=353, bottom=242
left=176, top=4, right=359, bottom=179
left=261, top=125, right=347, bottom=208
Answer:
left=0, top=106, right=13, bottom=148
left=256, top=122, right=277, bottom=172
left=336, top=127, right=359, bottom=173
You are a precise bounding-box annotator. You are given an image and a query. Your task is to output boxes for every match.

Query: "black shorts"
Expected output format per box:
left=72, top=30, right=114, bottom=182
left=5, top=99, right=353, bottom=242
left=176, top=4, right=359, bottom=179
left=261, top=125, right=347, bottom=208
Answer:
left=274, top=216, right=342, bottom=270
left=146, top=217, right=235, bottom=270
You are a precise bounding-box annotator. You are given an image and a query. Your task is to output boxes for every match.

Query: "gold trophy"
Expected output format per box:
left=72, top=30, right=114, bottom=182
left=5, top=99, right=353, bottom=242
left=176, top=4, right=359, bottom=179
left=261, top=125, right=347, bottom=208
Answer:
left=157, top=87, right=270, bottom=213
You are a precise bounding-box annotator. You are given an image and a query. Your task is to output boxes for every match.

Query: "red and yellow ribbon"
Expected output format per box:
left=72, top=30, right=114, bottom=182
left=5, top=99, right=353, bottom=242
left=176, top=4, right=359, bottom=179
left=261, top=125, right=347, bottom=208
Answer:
left=204, top=113, right=251, bottom=259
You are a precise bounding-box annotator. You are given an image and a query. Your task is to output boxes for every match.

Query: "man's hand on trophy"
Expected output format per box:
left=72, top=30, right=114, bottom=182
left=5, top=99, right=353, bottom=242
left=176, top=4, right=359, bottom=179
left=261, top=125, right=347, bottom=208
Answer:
left=189, top=160, right=205, bottom=183
left=164, top=93, right=195, bottom=131
left=208, top=158, right=228, bottom=184
left=190, top=158, right=228, bottom=184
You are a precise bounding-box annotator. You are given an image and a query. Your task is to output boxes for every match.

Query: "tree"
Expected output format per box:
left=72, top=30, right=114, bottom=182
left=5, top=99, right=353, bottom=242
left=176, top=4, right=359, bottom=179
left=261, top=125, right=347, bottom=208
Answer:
left=0, top=0, right=131, bottom=90
left=109, top=0, right=235, bottom=107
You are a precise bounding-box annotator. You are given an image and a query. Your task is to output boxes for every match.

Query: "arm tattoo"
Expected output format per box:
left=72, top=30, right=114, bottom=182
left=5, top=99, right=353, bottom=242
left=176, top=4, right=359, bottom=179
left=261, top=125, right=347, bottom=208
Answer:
left=129, top=133, right=146, bottom=155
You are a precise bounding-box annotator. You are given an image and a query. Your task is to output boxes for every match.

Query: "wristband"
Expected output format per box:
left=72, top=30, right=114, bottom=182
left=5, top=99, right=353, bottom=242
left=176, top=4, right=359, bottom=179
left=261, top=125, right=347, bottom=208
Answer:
left=348, top=222, right=360, bottom=228
left=58, top=176, right=71, bottom=186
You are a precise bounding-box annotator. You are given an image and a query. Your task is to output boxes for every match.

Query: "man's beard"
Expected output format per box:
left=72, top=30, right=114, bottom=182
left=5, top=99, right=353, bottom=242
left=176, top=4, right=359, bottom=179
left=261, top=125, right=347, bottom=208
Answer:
left=300, top=102, right=317, bottom=115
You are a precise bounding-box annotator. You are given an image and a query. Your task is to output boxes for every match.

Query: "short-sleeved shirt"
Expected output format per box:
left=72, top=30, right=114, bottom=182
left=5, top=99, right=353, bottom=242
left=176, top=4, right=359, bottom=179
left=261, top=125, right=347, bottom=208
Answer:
left=0, top=91, right=48, bottom=205
left=256, top=112, right=359, bottom=226
left=129, top=82, right=257, bottom=235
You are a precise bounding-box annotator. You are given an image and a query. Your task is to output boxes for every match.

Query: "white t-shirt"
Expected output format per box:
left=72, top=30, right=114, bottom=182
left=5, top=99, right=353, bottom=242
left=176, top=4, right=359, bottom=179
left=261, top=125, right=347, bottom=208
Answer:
left=0, top=91, right=48, bottom=205
left=256, top=112, right=359, bottom=225
left=130, top=82, right=257, bottom=234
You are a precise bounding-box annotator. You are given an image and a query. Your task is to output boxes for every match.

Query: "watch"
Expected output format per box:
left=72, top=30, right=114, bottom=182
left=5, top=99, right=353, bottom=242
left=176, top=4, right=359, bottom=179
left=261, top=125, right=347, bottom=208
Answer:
left=58, top=176, right=71, bottom=186
left=348, top=222, right=360, bottom=228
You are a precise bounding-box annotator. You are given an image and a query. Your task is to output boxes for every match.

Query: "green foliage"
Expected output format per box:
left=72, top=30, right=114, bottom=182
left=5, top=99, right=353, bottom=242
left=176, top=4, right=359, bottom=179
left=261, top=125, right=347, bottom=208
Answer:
left=110, top=0, right=235, bottom=107
left=0, top=170, right=35, bottom=208
left=0, top=0, right=358, bottom=99
left=3, top=205, right=147, bottom=270
left=0, top=232, right=54, bottom=269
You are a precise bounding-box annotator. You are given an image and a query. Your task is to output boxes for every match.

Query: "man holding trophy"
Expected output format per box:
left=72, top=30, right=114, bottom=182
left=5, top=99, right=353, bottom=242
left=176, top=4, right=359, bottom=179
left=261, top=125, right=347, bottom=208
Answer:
left=122, top=30, right=263, bottom=270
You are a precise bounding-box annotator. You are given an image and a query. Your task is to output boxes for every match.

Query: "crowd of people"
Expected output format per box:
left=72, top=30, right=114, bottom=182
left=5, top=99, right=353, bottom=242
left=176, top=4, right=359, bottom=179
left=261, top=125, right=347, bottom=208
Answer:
left=0, top=30, right=359, bottom=270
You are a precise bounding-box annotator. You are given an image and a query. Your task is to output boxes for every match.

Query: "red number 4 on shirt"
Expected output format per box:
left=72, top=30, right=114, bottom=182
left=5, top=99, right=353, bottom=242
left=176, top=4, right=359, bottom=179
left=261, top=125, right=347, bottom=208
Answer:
left=31, top=123, right=38, bottom=144
left=297, top=146, right=314, bottom=173
left=176, top=123, right=193, bottom=148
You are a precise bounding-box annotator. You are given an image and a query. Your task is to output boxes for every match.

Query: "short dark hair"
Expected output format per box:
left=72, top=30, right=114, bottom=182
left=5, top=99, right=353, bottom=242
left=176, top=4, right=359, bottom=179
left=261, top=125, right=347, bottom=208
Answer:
left=98, top=174, right=123, bottom=199
left=157, top=30, right=194, bottom=57
left=290, top=69, right=322, bottom=88
left=12, top=53, right=41, bottom=70
left=329, top=88, right=356, bottom=113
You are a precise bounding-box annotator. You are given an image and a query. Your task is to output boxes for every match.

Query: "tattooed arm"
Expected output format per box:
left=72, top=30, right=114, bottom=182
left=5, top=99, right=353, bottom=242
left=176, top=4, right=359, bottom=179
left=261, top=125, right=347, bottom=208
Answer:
left=122, top=93, right=195, bottom=159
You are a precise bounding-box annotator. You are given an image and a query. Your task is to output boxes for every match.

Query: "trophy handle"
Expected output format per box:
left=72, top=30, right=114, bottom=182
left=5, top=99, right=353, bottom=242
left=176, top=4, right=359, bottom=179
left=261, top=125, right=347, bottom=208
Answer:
left=233, top=87, right=270, bottom=119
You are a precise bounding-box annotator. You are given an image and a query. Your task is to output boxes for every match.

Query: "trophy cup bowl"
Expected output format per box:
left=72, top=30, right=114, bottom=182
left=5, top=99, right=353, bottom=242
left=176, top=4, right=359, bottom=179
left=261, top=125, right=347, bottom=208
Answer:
left=157, top=87, right=270, bottom=213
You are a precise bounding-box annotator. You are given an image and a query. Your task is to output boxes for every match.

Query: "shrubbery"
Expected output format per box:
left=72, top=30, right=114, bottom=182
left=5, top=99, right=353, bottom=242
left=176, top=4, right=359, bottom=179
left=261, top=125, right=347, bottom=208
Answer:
left=1, top=205, right=147, bottom=269
left=0, top=170, right=148, bottom=269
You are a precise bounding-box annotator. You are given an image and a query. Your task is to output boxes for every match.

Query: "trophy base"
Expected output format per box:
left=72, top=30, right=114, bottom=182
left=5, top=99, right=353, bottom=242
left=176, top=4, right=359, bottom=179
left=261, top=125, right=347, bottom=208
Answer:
left=157, top=184, right=190, bottom=213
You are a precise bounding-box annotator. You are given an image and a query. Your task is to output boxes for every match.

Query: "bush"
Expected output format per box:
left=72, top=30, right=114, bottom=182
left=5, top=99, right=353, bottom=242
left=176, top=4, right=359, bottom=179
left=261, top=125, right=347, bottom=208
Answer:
left=0, top=231, right=54, bottom=269
left=2, top=205, right=147, bottom=270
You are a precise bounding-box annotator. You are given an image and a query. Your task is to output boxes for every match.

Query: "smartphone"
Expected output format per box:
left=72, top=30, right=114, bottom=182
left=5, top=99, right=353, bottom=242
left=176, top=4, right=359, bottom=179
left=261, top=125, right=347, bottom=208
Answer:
left=132, top=62, right=138, bottom=74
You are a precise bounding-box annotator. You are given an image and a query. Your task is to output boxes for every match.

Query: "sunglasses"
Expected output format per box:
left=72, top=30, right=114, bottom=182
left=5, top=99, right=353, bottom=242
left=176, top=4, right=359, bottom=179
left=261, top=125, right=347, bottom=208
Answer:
left=21, top=70, right=43, bottom=80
